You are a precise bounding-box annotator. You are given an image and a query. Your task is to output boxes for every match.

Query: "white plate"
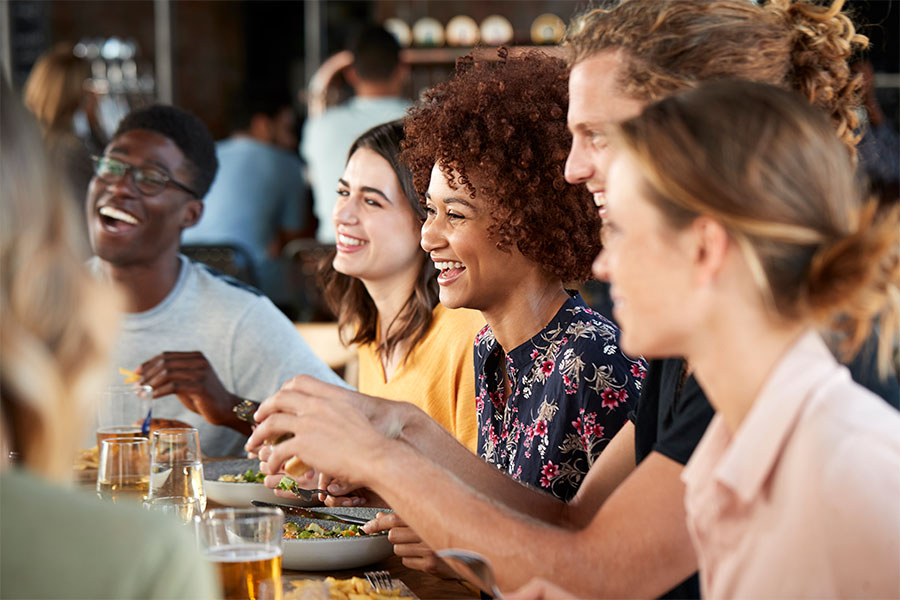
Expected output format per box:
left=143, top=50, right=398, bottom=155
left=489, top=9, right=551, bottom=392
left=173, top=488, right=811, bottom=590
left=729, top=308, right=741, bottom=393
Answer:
left=203, top=458, right=316, bottom=508
left=281, top=507, right=394, bottom=571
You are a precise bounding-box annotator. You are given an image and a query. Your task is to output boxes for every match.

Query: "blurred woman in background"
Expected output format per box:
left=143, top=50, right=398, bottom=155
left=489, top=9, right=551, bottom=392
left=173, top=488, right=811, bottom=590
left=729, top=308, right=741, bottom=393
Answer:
left=0, top=78, right=214, bottom=600
left=23, top=42, right=105, bottom=202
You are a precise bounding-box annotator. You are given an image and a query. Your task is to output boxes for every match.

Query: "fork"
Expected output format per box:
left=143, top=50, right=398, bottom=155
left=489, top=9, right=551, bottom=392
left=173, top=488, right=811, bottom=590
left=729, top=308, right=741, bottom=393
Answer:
left=288, top=482, right=332, bottom=500
left=364, top=570, right=394, bottom=592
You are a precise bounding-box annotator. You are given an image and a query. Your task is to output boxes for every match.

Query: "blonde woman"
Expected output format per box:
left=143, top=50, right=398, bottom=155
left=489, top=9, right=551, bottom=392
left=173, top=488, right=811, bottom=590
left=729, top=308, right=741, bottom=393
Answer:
left=594, top=79, right=900, bottom=598
left=0, top=79, right=215, bottom=600
left=23, top=42, right=104, bottom=200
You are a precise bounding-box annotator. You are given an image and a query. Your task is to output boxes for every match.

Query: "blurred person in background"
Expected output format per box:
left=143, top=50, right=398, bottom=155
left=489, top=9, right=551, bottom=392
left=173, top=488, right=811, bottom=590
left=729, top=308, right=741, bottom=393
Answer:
left=24, top=42, right=106, bottom=204
left=86, top=104, right=344, bottom=457
left=302, top=25, right=411, bottom=243
left=854, top=58, right=900, bottom=208
left=0, top=78, right=216, bottom=600
left=182, top=87, right=308, bottom=307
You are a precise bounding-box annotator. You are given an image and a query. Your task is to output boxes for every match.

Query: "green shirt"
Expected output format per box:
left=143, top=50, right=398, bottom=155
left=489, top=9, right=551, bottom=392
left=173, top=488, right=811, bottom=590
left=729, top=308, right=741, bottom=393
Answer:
left=1, top=469, right=217, bottom=599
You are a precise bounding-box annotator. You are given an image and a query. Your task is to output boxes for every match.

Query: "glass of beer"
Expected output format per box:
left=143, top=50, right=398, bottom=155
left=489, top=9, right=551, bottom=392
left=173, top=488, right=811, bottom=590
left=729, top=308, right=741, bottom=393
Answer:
left=148, top=427, right=207, bottom=512
left=96, top=384, right=152, bottom=446
left=198, top=507, right=284, bottom=600
left=96, top=437, right=150, bottom=503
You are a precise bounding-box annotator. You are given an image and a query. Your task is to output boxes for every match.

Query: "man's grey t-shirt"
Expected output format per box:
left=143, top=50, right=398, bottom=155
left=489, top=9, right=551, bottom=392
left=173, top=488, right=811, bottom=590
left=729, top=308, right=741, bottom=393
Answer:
left=91, top=255, right=346, bottom=456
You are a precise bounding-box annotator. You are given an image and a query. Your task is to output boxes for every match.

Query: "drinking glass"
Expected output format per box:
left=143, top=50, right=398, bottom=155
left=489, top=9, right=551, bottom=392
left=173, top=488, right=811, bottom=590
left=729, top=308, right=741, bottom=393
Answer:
left=143, top=495, right=202, bottom=525
left=96, top=437, right=150, bottom=503
left=148, top=427, right=207, bottom=512
left=96, top=384, right=152, bottom=446
left=198, top=507, right=284, bottom=600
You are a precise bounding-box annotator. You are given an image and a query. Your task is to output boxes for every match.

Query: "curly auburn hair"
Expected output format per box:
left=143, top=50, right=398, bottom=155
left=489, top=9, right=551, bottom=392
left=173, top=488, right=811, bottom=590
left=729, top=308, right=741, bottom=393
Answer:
left=401, top=48, right=600, bottom=282
left=565, top=0, right=867, bottom=159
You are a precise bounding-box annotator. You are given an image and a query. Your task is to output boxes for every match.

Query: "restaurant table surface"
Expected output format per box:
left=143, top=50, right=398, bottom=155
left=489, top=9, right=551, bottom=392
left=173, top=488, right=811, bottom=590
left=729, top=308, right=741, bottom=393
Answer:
left=74, top=457, right=478, bottom=599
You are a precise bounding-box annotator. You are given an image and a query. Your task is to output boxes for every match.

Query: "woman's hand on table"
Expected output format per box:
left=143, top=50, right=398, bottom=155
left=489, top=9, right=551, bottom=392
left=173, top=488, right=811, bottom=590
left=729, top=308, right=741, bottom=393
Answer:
left=507, top=578, right=579, bottom=600
left=365, top=512, right=459, bottom=579
left=245, top=375, right=397, bottom=488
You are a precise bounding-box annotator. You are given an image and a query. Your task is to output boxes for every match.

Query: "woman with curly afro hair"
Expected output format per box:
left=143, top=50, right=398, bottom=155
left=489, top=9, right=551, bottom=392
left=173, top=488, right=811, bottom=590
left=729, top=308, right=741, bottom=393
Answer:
left=403, top=49, right=645, bottom=503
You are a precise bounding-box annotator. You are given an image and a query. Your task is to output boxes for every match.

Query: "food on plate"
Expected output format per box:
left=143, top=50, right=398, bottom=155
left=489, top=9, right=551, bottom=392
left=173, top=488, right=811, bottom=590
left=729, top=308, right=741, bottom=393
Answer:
left=118, top=366, right=140, bottom=383
left=77, top=419, right=191, bottom=470
left=283, top=522, right=367, bottom=539
left=284, top=576, right=413, bottom=600
left=73, top=446, right=100, bottom=470
left=217, top=468, right=266, bottom=483
left=284, top=456, right=312, bottom=479
left=277, top=476, right=296, bottom=491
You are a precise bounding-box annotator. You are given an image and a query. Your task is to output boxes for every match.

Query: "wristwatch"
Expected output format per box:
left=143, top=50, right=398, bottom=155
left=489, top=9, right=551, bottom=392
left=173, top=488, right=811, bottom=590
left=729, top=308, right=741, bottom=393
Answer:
left=233, top=399, right=260, bottom=423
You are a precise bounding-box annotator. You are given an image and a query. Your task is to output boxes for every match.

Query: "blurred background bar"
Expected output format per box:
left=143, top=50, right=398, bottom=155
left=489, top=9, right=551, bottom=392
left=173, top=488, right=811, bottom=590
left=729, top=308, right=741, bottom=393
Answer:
left=2, top=0, right=896, bottom=322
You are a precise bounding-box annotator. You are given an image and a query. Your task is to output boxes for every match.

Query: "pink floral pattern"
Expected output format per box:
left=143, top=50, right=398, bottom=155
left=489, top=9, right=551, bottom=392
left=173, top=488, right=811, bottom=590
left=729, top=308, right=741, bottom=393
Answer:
left=475, top=294, right=645, bottom=502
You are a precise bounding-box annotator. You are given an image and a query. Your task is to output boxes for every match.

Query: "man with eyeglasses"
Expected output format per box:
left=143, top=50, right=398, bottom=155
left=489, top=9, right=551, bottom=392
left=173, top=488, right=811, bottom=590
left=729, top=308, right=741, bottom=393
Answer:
left=86, top=104, right=346, bottom=457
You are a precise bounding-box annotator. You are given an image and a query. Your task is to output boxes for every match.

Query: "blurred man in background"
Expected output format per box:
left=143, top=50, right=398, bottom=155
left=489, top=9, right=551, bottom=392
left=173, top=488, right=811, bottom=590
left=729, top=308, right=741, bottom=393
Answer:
left=301, top=25, right=411, bottom=243
left=183, top=88, right=308, bottom=304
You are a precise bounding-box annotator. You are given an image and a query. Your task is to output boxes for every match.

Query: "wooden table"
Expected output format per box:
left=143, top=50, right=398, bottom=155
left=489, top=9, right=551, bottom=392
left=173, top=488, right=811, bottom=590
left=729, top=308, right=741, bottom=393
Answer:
left=74, top=462, right=476, bottom=599
left=283, top=554, right=477, bottom=599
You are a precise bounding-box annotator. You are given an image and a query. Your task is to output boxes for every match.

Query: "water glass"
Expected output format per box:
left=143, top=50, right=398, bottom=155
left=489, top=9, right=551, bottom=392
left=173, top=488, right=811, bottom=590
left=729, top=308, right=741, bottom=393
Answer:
left=198, top=507, right=284, bottom=600
left=143, top=495, right=202, bottom=525
left=96, top=437, right=150, bottom=503
left=149, top=427, right=207, bottom=512
left=96, top=384, right=152, bottom=446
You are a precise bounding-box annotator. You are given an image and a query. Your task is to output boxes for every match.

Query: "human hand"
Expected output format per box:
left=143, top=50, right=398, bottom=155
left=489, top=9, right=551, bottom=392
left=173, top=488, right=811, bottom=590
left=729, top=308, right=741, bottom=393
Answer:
left=364, top=513, right=458, bottom=578
left=137, top=351, right=247, bottom=432
left=319, top=475, right=388, bottom=508
left=245, top=375, right=398, bottom=489
left=507, top=578, right=579, bottom=600
left=255, top=444, right=320, bottom=500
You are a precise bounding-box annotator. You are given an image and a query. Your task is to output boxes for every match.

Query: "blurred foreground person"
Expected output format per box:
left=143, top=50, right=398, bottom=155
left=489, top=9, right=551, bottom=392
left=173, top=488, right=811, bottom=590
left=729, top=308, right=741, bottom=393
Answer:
left=0, top=79, right=215, bottom=600
left=23, top=42, right=105, bottom=202
left=595, top=80, right=900, bottom=599
left=86, top=104, right=344, bottom=456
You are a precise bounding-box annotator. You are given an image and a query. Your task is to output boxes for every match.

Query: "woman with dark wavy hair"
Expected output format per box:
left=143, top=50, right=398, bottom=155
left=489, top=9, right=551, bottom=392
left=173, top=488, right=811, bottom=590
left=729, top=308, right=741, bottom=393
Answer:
left=318, top=120, right=485, bottom=450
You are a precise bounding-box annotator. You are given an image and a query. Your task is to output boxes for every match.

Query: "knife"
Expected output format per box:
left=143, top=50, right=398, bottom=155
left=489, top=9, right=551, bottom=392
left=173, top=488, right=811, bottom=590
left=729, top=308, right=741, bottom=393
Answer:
left=251, top=500, right=371, bottom=525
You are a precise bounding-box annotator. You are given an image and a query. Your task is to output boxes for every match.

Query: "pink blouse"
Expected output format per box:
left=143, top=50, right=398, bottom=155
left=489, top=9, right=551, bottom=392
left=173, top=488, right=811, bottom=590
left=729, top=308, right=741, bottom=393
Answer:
left=682, top=331, right=900, bottom=598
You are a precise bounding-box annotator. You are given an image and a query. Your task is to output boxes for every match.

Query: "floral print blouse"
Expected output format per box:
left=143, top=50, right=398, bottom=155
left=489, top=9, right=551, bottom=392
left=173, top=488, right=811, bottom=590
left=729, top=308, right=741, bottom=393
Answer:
left=475, top=293, right=645, bottom=502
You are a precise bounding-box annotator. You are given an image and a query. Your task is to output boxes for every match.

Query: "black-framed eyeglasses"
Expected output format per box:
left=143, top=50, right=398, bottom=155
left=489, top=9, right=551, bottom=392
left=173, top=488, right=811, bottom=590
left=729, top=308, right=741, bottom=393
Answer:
left=91, top=155, right=198, bottom=198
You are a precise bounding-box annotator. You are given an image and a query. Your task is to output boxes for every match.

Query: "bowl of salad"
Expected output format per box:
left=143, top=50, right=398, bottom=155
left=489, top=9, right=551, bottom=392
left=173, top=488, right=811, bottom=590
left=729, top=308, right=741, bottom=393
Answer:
left=203, top=458, right=317, bottom=507
left=281, top=507, right=393, bottom=570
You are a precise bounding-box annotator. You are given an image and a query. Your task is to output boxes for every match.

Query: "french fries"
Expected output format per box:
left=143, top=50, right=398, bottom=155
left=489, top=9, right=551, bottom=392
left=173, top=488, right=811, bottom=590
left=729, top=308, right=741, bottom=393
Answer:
left=118, top=367, right=140, bottom=383
left=284, top=577, right=413, bottom=600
